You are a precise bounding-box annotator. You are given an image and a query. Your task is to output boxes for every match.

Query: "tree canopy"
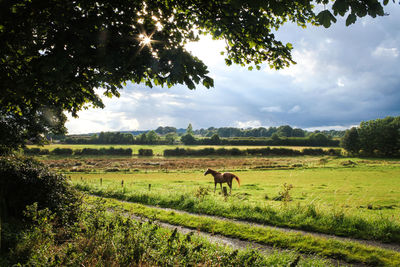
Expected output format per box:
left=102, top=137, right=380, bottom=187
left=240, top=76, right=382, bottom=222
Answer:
left=0, top=0, right=395, bottom=151
left=341, top=116, right=400, bottom=156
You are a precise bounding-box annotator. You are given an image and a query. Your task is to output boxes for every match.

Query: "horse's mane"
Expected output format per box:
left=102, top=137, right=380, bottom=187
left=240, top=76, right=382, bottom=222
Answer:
left=206, top=168, right=220, bottom=174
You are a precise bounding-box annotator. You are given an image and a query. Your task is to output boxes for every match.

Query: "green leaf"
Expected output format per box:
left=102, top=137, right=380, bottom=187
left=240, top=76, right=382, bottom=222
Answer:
left=316, top=10, right=337, bottom=28
left=346, top=14, right=357, bottom=26
left=332, top=0, right=348, bottom=16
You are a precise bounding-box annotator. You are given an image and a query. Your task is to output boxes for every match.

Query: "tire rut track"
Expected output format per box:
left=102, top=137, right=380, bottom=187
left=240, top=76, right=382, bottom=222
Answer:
left=110, top=197, right=400, bottom=253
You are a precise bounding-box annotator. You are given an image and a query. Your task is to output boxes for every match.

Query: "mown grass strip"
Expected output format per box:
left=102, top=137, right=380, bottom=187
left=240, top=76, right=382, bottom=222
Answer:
left=92, top=195, right=400, bottom=266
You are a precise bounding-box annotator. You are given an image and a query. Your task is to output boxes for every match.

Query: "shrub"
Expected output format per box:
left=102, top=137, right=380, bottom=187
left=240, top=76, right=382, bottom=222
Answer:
left=163, top=148, right=187, bottom=156
left=302, top=148, right=324, bottom=155
left=51, top=148, right=73, bottom=155
left=139, top=149, right=153, bottom=156
left=23, top=148, right=50, bottom=155
left=0, top=155, right=81, bottom=224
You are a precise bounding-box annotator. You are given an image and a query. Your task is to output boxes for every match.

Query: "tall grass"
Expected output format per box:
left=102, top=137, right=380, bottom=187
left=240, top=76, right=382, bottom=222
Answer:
left=3, top=199, right=329, bottom=266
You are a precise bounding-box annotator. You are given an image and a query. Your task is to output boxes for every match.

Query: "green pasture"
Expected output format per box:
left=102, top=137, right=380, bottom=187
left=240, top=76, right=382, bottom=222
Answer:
left=29, top=143, right=341, bottom=156
left=70, top=166, right=400, bottom=218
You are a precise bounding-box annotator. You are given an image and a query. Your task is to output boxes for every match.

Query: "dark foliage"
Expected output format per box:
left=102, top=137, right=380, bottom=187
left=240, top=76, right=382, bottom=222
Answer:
left=0, top=155, right=81, bottom=224
left=75, top=147, right=132, bottom=156
left=138, top=149, right=154, bottom=156
left=341, top=116, right=400, bottom=157
left=23, top=147, right=133, bottom=156
left=163, top=147, right=339, bottom=157
left=50, top=148, right=73, bottom=155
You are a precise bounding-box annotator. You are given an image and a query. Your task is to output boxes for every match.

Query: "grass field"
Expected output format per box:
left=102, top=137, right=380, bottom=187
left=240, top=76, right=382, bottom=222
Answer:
left=68, top=157, right=400, bottom=244
left=70, top=166, right=400, bottom=215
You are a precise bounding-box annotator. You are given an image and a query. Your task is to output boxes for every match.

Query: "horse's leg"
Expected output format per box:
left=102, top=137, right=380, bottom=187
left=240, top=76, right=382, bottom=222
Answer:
left=220, top=183, right=223, bottom=192
left=228, top=181, right=232, bottom=194
left=214, top=182, right=217, bottom=193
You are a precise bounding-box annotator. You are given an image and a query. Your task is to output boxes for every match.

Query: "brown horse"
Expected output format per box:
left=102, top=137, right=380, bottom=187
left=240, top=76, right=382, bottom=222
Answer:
left=204, top=168, right=240, bottom=194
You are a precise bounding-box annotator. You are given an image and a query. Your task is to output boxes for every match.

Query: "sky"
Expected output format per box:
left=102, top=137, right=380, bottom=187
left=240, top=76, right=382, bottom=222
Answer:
left=66, top=5, right=400, bottom=134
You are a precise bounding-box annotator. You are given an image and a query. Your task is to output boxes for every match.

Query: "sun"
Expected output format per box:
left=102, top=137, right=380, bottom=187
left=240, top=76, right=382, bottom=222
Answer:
left=141, top=35, right=152, bottom=46
left=138, top=33, right=153, bottom=47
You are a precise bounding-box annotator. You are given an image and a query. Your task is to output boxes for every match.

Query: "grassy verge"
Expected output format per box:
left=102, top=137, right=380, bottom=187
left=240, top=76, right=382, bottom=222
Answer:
left=75, top=183, right=400, bottom=244
left=94, top=195, right=400, bottom=266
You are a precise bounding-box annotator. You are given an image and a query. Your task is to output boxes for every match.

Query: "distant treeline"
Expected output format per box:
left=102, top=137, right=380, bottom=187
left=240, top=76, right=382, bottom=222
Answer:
left=155, top=125, right=345, bottom=138
left=193, top=126, right=345, bottom=138
left=63, top=130, right=339, bottom=147
left=181, top=133, right=339, bottom=147
left=164, top=147, right=341, bottom=157
left=341, top=116, right=400, bottom=157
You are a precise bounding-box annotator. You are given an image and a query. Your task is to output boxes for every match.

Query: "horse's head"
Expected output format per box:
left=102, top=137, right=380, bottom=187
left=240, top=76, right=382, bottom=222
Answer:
left=204, top=168, right=212, bottom=176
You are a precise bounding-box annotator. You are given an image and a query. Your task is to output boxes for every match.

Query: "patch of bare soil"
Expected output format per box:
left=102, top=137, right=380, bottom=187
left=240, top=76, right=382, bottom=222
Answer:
left=43, top=157, right=314, bottom=172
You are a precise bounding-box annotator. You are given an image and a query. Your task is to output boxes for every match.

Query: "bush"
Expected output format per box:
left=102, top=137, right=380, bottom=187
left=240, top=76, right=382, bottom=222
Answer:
left=163, top=147, right=335, bottom=157
left=138, top=149, right=153, bottom=156
left=23, top=148, right=50, bottom=155
left=51, top=147, right=73, bottom=155
left=163, top=148, right=187, bottom=156
left=0, top=155, right=81, bottom=225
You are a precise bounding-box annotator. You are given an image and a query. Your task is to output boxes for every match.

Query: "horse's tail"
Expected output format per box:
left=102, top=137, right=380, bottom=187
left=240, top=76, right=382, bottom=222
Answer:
left=233, top=175, right=240, bottom=187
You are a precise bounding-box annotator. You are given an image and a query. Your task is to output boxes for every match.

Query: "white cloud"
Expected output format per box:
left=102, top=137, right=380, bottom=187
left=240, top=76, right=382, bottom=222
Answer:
left=372, top=46, right=399, bottom=58
left=66, top=111, right=140, bottom=134
left=234, top=120, right=262, bottom=128
left=288, top=105, right=301, bottom=113
left=337, top=78, right=345, bottom=87
left=260, top=106, right=282, bottom=112
left=276, top=49, right=318, bottom=83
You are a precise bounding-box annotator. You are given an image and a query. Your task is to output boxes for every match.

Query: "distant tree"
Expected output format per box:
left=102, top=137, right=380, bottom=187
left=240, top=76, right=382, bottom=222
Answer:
left=181, top=133, right=196, bottom=145
left=155, top=126, right=177, bottom=135
left=341, top=127, right=360, bottom=155
left=137, top=133, right=147, bottom=144
left=271, top=133, right=281, bottom=145
left=165, top=133, right=177, bottom=145
left=292, top=128, right=305, bottom=137
left=186, top=123, right=194, bottom=135
left=358, top=116, right=400, bottom=156
left=146, top=131, right=159, bottom=144
left=309, top=132, right=329, bottom=146
left=277, top=125, right=293, bottom=137
left=210, top=134, right=221, bottom=145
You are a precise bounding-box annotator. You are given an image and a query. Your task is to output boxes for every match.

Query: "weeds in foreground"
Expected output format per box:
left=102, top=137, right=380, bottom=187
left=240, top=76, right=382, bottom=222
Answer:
left=273, top=183, right=293, bottom=203
left=2, top=200, right=329, bottom=266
